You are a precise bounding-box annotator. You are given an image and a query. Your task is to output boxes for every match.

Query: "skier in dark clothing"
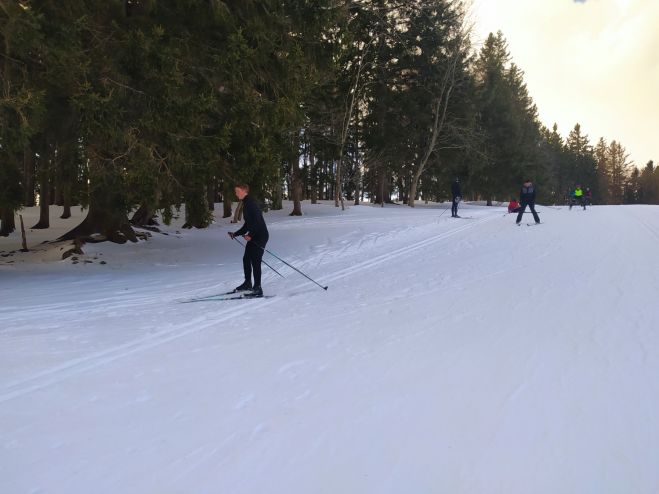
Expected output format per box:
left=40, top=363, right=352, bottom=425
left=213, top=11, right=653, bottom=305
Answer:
left=585, top=187, right=593, bottom=206
left=228, top=184, right=269, bottom=297
left=451, top=178, right=462, bottom=217
left=515, top=179, right=541, bottom=224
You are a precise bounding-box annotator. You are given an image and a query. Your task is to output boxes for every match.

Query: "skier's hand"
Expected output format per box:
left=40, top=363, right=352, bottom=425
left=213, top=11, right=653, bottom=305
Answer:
left=228, top=232, right=235, bottom=239
left=244, top=234, right=252, bottom=242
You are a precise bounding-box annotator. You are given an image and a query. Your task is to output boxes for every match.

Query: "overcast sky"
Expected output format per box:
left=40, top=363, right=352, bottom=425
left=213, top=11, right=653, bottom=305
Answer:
left=471, top=0, right=658, bottom=167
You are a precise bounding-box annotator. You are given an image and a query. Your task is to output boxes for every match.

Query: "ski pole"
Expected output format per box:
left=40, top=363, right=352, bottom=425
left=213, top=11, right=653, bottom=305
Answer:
left=259, top=245, right=328, bottom=291
left=437, top=202, right=451, bottom=220
left=233, top=237, right=285, bottom=278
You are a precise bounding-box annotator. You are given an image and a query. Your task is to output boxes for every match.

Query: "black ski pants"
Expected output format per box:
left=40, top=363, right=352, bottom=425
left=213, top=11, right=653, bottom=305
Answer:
left=516, top=201, right=540, bottom=224
left=451, top=197, right=460, bottom=216
left=243, top=236, right=268, bottom=288
left=569, top=197, right=586, bottom=210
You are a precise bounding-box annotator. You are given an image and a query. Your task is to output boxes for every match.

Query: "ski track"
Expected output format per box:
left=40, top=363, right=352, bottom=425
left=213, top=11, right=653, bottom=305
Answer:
left=5, top=204, right=659, bottom=493
left=0, top=214, right=492, bottom=404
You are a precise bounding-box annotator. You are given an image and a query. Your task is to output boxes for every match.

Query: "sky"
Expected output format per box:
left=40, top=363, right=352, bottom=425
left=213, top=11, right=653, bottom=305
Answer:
left=471, top=0, right=658, bottom=168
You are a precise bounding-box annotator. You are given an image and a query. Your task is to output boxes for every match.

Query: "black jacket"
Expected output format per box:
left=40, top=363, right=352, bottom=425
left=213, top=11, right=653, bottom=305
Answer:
left=519, top=184, right=536, bottom=203
left=451, top=181, right=461, bottom=199
left=234, top=195, right=269, bottom=243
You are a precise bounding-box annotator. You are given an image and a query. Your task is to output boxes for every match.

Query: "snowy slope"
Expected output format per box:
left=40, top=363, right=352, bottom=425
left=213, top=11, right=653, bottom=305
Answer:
left=2, top=202, right=659, bottom=493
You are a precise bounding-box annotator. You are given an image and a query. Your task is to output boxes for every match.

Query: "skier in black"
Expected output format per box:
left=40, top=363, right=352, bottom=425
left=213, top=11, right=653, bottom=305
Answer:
left=228, top=184, right=269, bottom=297
left=515, top=179, right=541, bottom=225
left=451, top=178, right=462, bottom=217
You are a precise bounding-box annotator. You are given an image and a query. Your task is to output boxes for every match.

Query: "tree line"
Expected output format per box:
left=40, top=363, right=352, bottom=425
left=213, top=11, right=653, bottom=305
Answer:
left=1, top=0, right=656, bottom=240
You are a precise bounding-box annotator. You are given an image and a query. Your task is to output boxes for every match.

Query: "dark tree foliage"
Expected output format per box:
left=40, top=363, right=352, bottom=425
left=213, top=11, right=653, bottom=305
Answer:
left=1, top=1, right=650, bottom=242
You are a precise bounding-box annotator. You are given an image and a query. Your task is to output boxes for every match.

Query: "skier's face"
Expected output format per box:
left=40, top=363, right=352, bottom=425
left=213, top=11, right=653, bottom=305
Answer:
left=235, top=187, right=248, bottom=200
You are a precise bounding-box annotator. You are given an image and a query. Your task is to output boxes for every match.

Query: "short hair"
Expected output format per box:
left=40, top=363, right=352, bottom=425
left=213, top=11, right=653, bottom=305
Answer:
left=235, top=184, right=250, bottom=192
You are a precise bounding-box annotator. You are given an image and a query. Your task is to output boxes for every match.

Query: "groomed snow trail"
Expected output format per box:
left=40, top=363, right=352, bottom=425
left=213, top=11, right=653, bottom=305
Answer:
left=2, top=203, right=659, bottom=494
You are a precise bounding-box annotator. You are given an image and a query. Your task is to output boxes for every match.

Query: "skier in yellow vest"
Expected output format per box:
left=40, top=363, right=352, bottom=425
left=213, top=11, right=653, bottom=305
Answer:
left=570, top=185, right=586, bottom=210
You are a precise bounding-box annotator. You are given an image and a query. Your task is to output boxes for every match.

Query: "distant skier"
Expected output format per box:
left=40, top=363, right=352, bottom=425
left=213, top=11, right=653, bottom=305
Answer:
left=570, top=185, right=586, bottom=210
left=451, top=178, right=462, bottom=217
left=508, top=198, right=521, bottom=214
left=228, top=184, right=269, bottom=297
left=585, top=187, right=593, bottom=206
left=515, top=179, right=541, bottom=224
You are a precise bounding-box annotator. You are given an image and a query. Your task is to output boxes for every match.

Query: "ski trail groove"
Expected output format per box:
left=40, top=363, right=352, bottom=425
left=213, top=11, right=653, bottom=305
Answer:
left=317, top=215, right=493, bottom=286
left=0, top=215, right=494, bottom=403
left=0, top=300, right=278, bottom=403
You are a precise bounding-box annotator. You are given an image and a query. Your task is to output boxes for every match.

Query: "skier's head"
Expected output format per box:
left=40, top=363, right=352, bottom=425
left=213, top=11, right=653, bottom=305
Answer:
left=524, top=179, right=532, bottom=185
left=235, top=184, right=250, bottom=200
left=455, top=177, right=460, bottom=183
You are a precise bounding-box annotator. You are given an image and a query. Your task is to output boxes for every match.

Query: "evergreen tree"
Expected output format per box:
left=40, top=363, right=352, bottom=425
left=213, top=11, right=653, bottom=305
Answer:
left=472, top=32, right=542, bottom=204
left=594, top=137, right=609, bottom=205
left=0, top=1, right=44, bottom=236
left=564, top=123, right=596, bottom=199
left=538, top=123, right=567, bottom=204
left=638, top=161, right=658, bottom=204
left=607, top=140, right=632, bottom=204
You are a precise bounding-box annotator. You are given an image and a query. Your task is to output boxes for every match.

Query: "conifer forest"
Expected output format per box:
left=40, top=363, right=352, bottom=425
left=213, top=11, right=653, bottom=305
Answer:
left=2, top=0, right=657, bottom=241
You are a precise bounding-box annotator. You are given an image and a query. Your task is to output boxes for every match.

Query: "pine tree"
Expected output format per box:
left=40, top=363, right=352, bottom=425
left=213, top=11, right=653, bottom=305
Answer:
left=0, top=1, right=44, bottom=236
left=564, top=123, right=596, bottom=199
left=539, top=123, right=566, bottom=204
left=638, top=161, right=658, bottom=204
left=472, top=32, right=542, bottom=204
left=594, top=137, right=609, bottom=205
left=607, top=140, right=632, bottom=204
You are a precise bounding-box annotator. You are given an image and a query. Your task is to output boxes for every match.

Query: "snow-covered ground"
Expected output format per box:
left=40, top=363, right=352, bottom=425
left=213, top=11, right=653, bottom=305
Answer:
left=2, top=201, right=659, bottom=493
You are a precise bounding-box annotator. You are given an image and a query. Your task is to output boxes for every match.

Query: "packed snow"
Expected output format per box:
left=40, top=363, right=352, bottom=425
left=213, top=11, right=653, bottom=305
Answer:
left=2, top=201, right=659, bottom=493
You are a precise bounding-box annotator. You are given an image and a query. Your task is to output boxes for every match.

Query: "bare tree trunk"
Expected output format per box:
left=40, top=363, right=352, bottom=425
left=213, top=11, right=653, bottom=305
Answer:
left=409, top=93, right=451, bottom=207
left=130, top=201, right=160, bottom=227
left=354, top=115, right=361, bottom=206
left=290, top=133, right=303, bottom=216
left=32, top=176, right=50, bottom=229
left=23, top=146, right=35, bottom=207
left=335, top=157, right=345, bottom=211
left=222, top=182, right=233, bottom=218
left=19, top=214, right=28, bottom=251
left=59, top=199, right=137, bottom=244
left=59, top=158, right=137, bottom=243
left=335, top=40, right=373, bottom=210
left=207, top=178, right=216, bottom=211
left=0, top=208, right=16, bottom=236
left=61, top=183, right=72, bottom=219
left=408, top=26, right=467, bottom=207
left=376, top=170, right=386, bottom=207
left=183, top=184, right=211, bottom=229
left=310, top=152, right=317, bottom=204
left=32, top=137, right=52, bottom=228
left=271, top=169, right=283, bottom=210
